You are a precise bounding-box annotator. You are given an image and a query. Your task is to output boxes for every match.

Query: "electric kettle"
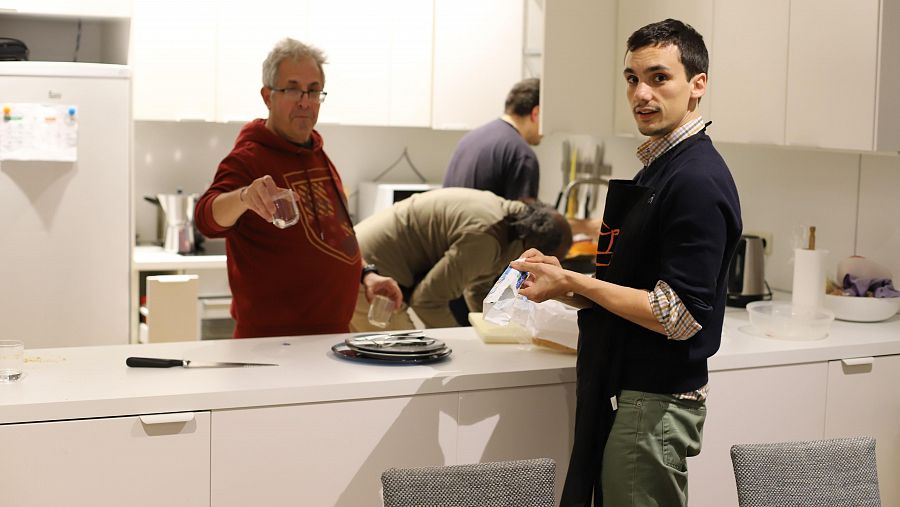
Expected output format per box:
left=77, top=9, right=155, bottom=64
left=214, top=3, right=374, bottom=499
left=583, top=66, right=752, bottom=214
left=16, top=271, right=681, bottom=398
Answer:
left=157, top=190, right=198, bottom=254
left=726, top=235, right=771, bottom=307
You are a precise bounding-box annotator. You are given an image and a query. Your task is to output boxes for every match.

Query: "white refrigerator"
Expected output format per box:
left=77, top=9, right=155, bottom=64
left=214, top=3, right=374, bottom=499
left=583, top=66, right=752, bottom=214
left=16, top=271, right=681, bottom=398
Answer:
left=0, top=62, right=131, bottom=348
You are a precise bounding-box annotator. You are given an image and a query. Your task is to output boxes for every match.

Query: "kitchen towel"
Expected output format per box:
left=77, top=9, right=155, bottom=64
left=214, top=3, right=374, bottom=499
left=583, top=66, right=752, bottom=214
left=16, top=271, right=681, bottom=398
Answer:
left=792, top=248, right=828, bottom=313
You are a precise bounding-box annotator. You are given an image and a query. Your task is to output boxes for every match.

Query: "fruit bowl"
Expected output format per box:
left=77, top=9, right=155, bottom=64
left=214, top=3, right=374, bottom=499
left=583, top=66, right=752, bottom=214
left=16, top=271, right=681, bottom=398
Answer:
left=824, top=294, right=900, bottom=322
left=746, top=301, right=834, bottom=340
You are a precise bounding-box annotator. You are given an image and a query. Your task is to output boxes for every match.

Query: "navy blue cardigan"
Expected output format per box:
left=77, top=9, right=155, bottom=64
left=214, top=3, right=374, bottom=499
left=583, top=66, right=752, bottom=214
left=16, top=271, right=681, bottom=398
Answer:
left=620, top=129, right=742, bottom=393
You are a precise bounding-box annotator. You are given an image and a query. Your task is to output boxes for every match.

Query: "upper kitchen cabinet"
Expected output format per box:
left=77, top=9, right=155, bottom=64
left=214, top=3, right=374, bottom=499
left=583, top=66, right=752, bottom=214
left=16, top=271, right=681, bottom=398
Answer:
left=540, top=0, right=616, bottom=138
left=130, top=0, right=216, bottom=121
left=708, top=0, right=789, bottom=145
left=310, top=0, right=433, bottom=127
left=614, top=0, right=713, bottom=137
left=214, top=1, right=311, bottom=123
left=131, top=0, right=431, bottom=126
left=0, top=0, right=130, bottom=17
left=787, top=0, right=900, bottom=152
left=431, top=0, right=523, bottom=130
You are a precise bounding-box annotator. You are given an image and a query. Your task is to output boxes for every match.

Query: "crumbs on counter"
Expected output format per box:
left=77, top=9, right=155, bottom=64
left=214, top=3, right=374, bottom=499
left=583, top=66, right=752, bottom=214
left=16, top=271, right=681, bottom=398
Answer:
left=24, top=356, right=67, bottom=363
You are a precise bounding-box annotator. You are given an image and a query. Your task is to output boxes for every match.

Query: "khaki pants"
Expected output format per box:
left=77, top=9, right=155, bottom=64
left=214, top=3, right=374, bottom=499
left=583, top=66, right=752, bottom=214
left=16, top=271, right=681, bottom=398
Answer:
left=601, top=390, right=706, bottom=507
left=349, top=285, right=417, bottom=333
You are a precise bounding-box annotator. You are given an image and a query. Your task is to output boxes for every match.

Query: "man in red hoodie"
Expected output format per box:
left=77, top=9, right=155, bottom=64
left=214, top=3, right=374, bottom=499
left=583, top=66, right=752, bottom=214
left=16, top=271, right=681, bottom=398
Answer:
left=195, top=38, right=401, bottom=338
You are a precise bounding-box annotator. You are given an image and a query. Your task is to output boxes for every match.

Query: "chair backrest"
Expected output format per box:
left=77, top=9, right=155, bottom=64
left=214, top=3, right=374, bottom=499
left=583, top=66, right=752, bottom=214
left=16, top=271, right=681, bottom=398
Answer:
left=381, top=458, right=556, bottom=507
left=730, top=436, right=881, bottom=507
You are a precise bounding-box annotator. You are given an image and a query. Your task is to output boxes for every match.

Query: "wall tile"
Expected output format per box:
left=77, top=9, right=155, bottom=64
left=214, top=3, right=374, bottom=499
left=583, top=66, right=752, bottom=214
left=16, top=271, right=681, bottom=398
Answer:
left=857, top=153, right=900, bottom=280
left=717, top=144, right=860, bottom=291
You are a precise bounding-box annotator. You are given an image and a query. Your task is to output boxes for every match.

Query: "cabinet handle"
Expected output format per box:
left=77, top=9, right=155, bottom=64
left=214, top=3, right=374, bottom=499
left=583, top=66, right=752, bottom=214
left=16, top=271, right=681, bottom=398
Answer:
left=139, top=412, right=195, bottom=425
left=841, top=357, right=874, bottom=367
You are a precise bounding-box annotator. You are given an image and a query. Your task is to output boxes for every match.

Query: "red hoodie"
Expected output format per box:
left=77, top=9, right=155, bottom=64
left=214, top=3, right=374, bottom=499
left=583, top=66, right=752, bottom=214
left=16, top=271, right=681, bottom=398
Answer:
left=195, top=119, right=361, bottom=338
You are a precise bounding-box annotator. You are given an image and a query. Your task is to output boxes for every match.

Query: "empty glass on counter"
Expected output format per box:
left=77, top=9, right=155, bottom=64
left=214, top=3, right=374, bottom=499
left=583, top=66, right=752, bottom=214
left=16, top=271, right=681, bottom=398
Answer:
left=0, top=339, right=24, bottom=383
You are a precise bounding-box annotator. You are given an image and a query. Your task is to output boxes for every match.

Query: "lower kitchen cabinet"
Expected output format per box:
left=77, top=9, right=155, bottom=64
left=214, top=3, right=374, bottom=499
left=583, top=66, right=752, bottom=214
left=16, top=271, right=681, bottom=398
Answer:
left=210, top=384, right=577, bottom=506
left=210, top=393, right=459, bottom=507
left=457, top=383, right=576, bottom=504
left=687, top=362, right=829, bottom=507
left=825, top=354, right=900, bottom=507
left=0, top=411, right=210, bottom=506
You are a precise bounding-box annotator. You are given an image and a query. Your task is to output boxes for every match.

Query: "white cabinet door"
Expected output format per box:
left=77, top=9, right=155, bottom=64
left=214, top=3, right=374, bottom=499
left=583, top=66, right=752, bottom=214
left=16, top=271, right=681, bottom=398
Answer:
left=457, top=383, right=576, bottom=504
left=688, top=363, right=828, bottom=507
left=214, top=1, right=311, bottom=123
left=541, top=0, right=616, bottom=138
left=211, top=393, right=458, bottom=507
left=709, top=0, right=789, bottom=145
left=786, top=0, right=879, bottom=151
left=432, top=0, right=523, bottom=130
left=614, top=1, right=713, bottom=137
left=130, top=0, right=217, bottom=121
left=825, top=355, right=900, bottom=507
left=310, top=0, right=432, bottom=127
left=0, top=412, right=210, bottom=506
left=3, top=0, right=131, bottom=17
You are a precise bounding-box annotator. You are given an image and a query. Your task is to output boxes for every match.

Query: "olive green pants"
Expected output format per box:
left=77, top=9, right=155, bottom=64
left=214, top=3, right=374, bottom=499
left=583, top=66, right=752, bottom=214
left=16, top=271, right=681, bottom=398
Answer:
left=601, top=390, right=706, bottom=507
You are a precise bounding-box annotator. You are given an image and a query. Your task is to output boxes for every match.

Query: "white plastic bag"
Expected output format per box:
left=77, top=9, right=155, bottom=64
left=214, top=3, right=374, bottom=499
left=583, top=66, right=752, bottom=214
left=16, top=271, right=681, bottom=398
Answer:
left=523, top=299, right=579, bottom=352
left=483, top=265, right=532, bottom=326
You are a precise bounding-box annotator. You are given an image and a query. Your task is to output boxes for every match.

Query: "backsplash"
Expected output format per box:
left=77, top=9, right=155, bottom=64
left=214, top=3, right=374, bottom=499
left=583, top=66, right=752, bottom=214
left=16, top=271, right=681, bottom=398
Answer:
left=135, top=122, right=899, bottom=293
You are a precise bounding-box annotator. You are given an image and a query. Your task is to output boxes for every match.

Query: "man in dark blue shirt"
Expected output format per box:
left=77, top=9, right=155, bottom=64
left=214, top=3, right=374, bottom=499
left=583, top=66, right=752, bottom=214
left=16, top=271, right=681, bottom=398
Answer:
left=442, top=78, right=542, bottom=200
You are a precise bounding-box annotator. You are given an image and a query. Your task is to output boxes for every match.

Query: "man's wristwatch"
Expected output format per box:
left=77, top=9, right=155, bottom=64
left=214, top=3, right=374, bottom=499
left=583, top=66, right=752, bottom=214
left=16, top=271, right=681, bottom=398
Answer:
left=360, top=264, right=379, bottom=283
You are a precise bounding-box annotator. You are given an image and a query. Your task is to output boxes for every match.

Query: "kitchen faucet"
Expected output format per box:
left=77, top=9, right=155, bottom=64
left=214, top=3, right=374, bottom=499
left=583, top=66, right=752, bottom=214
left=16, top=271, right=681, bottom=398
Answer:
left=555, top=176, right=611, bottom=217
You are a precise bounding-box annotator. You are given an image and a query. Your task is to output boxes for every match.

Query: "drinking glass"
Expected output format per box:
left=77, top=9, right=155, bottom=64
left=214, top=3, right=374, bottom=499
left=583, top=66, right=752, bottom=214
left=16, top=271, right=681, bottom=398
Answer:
left=367, top=295, right=394, bottom=328
left=271, top=188, right=299, bottom=229
left=0, top=339, right=24, bottom=383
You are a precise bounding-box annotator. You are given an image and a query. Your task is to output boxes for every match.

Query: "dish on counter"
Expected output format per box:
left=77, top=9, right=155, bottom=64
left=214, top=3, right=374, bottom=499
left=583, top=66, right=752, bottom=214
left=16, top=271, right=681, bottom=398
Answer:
left=331, top=342, right=451, bottom=365
left=746, top=301, right=834, bottom=341
left=824, top=294, right=900, bottom=322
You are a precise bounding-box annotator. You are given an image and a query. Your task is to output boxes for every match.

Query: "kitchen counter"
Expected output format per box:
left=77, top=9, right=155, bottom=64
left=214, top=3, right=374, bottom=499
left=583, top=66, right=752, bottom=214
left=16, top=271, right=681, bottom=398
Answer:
left=3, top=310, right=899, bottom=425
left=133, top=244, right=226, bottom=270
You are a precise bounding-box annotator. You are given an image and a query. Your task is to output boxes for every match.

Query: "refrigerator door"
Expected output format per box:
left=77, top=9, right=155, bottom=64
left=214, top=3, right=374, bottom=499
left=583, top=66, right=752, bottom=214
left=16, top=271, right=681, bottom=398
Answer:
left=0, top=62, right=131, bottom=348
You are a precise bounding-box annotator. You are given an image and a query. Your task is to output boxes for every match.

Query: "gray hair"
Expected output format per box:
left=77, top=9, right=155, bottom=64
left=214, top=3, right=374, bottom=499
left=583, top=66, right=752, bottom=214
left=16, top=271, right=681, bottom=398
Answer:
left=262, top=38, right=328, bottom=88
left=508, top=202, right=572, bottom=257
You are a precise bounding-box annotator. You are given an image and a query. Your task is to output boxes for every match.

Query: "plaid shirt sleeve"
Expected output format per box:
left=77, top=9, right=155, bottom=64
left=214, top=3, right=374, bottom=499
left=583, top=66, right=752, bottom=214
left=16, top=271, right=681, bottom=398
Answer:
left=648, top=280, right=702, bottom=340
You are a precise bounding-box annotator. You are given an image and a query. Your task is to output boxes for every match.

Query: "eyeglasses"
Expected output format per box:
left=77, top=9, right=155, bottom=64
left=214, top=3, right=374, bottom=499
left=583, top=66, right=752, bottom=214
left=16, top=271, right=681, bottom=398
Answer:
left=269, top=87, right=327, bottom=104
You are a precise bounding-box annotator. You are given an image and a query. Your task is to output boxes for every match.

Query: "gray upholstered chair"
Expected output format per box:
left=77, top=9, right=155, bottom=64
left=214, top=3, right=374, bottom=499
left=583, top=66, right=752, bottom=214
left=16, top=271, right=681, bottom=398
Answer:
left=381, top=458, right=556, bottom=507
left=730, top=436, right=881, bottom=507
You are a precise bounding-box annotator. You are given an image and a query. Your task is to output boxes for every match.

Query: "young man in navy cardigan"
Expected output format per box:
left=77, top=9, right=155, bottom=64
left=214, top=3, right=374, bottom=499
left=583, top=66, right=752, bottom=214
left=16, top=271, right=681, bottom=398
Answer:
left=512, top=18, right=742, bottom=507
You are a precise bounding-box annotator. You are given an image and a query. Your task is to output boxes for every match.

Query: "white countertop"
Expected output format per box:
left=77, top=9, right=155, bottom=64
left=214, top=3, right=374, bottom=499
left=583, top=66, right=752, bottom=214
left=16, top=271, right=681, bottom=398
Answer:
left=3, top=309, right=899, bottom=425
left=133, top=245, right=226, bottom=270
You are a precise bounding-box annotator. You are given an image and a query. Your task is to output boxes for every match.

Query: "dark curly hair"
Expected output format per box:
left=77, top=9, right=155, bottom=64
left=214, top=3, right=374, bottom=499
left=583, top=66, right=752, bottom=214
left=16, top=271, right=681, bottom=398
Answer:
left=508, top=202, right=572, bottom=257
left=627, top=18, right=708, bottom=79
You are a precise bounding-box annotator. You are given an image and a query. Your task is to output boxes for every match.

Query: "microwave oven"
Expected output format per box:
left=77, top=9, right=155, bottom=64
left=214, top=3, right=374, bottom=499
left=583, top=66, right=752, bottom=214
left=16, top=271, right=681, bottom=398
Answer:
left=356, top=182, right=440, bottom=222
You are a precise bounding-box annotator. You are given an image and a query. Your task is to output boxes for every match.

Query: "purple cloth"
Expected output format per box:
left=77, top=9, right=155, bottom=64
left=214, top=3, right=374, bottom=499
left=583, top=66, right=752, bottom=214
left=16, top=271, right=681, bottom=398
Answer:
left=842, top=273, right=900, bottom=298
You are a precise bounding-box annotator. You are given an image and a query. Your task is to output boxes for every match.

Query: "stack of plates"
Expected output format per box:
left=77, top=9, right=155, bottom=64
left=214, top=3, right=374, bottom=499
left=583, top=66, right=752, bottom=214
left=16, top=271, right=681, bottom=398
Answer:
left=332, top=332, right=452, bottom=365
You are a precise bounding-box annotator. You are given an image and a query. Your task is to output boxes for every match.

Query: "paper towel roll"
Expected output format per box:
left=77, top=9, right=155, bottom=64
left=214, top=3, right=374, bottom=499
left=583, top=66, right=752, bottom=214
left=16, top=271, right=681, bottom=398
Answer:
left=792, top=248, right=828, bottom=313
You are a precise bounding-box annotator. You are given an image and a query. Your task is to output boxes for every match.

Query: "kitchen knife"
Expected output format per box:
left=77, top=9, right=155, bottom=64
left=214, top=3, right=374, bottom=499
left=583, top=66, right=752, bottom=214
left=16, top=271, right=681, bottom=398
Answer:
left=126, top=357, right=277, bottom=368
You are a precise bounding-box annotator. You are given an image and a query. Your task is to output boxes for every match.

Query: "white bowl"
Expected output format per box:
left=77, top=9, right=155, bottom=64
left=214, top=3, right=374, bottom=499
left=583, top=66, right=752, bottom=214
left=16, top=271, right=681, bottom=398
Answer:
left=824, top=294, right=900, bottom=322
left=746, top=301, right=834, bottom=340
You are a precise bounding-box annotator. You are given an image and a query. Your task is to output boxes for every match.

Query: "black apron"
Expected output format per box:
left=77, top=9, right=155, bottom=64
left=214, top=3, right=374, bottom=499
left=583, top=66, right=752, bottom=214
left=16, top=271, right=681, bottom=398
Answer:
left=560, top=179, right=655, bottom=507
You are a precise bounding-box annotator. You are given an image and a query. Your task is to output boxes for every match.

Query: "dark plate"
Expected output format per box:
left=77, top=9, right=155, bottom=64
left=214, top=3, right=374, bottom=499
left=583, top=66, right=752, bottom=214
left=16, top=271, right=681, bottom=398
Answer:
left=345, top=335, right=447, bottom=355
left=331, top=343, right=452, bottom=365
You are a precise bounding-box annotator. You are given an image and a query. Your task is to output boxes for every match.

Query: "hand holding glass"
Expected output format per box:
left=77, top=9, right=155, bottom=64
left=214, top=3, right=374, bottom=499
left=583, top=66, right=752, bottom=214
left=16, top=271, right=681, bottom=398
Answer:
left=368, top=295, right=394, bottom=328
left=0, top=339, right=24, bottom=383
left=271, top=188, right=299, bottom=229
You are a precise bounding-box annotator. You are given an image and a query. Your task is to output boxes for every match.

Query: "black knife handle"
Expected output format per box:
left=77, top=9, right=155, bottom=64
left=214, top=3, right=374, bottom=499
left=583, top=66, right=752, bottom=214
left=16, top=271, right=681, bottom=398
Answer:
left=126, top=357, right=185, bottom=368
